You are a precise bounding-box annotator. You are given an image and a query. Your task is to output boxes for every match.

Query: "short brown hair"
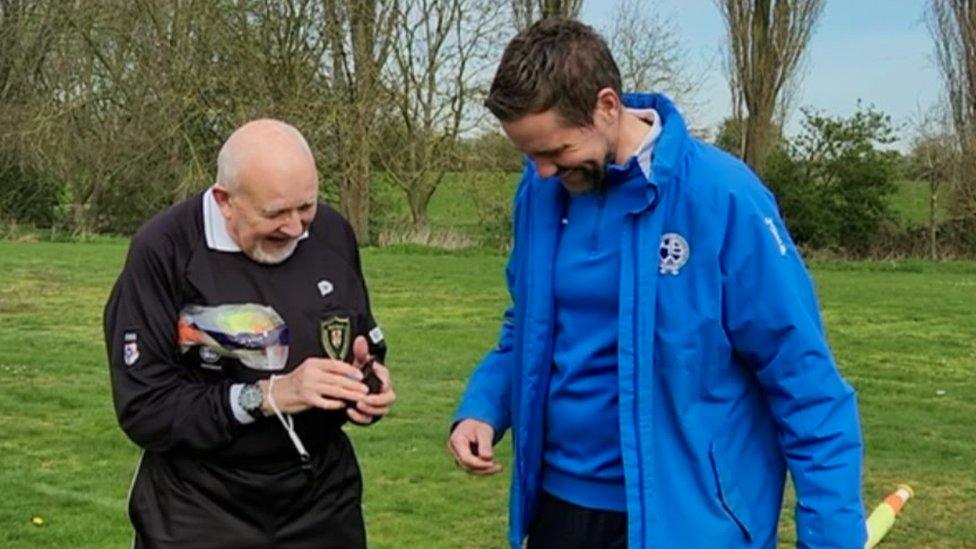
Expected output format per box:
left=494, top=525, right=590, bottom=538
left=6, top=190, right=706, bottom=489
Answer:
left=485, top=19, right=621, bottom=127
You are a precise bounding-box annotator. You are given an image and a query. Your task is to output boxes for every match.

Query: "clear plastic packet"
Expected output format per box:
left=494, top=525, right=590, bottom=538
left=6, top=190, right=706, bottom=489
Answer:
left=177, top=303, right=289, bottom=371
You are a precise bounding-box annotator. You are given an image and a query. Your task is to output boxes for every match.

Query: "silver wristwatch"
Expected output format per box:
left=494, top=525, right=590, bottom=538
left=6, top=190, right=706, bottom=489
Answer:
left=238, top=383, right=264, bottom=419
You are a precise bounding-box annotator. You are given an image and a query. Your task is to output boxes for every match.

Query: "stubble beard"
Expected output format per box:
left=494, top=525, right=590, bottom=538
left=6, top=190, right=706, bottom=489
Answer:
left=249, top=238, right=299, bottom=265
left=559, top=150, right=615, bottom=195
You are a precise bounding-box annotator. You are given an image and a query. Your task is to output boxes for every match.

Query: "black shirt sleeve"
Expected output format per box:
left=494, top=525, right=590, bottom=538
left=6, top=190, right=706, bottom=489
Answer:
left=347, top=220, right=388, bottom=364
left=103, top=229, right=238, bottom=453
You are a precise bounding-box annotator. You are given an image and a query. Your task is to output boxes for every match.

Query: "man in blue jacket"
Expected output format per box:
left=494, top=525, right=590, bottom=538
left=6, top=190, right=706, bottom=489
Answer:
left=448, top=19, right=866, bottom=548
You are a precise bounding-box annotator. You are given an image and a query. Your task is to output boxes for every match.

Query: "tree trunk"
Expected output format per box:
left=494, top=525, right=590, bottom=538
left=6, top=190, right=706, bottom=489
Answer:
left=743, top=106, right=773, bottom=175
left=341, top=122, right=372, bottom=244
left=323, top=0, right=396, bottom=245
left=342, top=174, right=370, bottom=245
left=930, top=0, right=976, bottom=221
left=717, top=0, right=823, bottom=176
left=408, top=199, right=429, bottom=232
left=407, top=180, right=436, bottom=232
left=512, top=0, right=582, bottom=31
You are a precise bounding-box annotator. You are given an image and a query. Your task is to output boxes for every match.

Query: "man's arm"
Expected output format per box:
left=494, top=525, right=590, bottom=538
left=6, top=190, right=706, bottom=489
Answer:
left=448, top=300, right=516, bottom=474
left=104, top=233, right=243, bottom=452
left=720, top=180, right=866, bottom=548
left=453, top=302, right=517, bottom=436
left=449, top=243, right=519, bottom=474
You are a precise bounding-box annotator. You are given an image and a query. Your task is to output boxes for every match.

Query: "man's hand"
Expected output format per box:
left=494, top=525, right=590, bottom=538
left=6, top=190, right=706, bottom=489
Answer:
left=258, top=355, right=369, bottom=415
left=448, top=419, right=502, bottom=475
left=346, top=336, right=396, bottom=425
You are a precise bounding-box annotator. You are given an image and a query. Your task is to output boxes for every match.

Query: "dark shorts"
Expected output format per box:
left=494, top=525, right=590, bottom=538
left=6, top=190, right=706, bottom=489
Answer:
left=527, top=492, right=628, bottom=549
left=129, top=433, right=364, bottom=549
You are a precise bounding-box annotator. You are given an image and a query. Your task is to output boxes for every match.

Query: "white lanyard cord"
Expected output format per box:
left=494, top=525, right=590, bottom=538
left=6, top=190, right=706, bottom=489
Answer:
left=267, top=374, right=311, bottom=465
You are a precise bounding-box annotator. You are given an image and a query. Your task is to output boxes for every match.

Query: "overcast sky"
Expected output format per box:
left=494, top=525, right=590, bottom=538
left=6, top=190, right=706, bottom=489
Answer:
left=579, top=0, right=940, bottom=149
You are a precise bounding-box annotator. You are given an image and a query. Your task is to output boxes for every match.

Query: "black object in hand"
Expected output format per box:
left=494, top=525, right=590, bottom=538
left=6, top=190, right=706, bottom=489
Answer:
left=344, top=358, right=383, bottom=409
left=360, top=358, right=383, bottom=394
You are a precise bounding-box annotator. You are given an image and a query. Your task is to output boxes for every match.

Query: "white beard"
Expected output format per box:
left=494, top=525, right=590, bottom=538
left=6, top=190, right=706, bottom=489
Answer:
left=249, top=238, right=299, bottom=264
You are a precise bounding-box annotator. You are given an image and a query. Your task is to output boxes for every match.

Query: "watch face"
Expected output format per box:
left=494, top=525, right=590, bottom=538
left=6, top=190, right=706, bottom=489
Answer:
left=240, top=384, right=263, bottom=412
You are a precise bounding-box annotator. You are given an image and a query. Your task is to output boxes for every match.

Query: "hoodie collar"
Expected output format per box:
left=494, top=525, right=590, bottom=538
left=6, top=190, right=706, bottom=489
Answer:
left=618, top=93, right=692, bottom=212
left=621, top=93, right=690, bottom=186
left=626, top=107, right=661, bottom=181
left=604, top=107, right=662, bottom=187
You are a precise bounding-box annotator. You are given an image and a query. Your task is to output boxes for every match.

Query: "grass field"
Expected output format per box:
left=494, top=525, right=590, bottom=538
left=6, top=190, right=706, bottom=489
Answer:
left=359, top=176, right=945, bottom=252
left=889, top=180, right=948, bottom=227
left=0, top=240, right=974, bottom=547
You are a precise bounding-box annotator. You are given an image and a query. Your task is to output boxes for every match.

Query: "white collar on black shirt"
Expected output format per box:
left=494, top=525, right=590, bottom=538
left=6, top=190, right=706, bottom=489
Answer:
left=626, top=108, right=662, bottom=181
left=202, top=187, right=310, bottom=252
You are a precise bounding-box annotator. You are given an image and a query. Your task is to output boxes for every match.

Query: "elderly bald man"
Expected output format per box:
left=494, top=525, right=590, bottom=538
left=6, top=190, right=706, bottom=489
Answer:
left=104, top=119, right=395, bottom=549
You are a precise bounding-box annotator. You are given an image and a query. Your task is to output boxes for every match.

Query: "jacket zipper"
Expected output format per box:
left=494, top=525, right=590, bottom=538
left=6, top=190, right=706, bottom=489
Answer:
left=631, top=218, right=647, bottom=547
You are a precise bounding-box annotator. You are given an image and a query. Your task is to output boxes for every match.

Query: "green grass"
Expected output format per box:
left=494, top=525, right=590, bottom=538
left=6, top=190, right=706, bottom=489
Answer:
left=368, top=171, right=520, bottom=246
left=390, top=175, right=940, bottom=237
left=0, top=175, right=942, bottom=249
left=1, top=241, right=974, bottom=547
left=368, top=176, right=944, bottom=252
left=889, top=180, right=948, bottom=227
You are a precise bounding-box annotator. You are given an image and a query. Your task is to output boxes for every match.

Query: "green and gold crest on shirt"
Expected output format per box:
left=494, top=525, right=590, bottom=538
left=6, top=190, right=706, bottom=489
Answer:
left=321, top=316, right=351, bottom=360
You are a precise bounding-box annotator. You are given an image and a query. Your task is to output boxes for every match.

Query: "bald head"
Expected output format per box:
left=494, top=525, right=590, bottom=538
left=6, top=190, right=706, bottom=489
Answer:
left=217, top=119, right=315, bottom=192
left=212, top=119, right=320, bottom=264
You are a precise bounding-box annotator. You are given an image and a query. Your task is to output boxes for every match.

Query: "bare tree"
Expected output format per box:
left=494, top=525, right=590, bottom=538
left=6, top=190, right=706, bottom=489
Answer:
left=603, top=0, right=705, bottom=119
left=2, top=0, right=403, bottom=236
left=0, top=1, right=55, bottom=150
left=0, top=1, right=55, bottom=104
left=323, top=0, right=398, bottom=243
left=0, top=1, right=60, bottom=225
left=720, top=40, right=747, bottom=156
left=715, top=0, right=823, bottom=176
left=379, top=0, right=505, bottom=234
left=13, top=0, right=334, bottom=233
left=913, top=141, right=953, bottom=260
left=26, top=0, right=240, bottom=231
left=512, top=0, right=582, bottom=31
left=928, top=0, right=976, bottom=220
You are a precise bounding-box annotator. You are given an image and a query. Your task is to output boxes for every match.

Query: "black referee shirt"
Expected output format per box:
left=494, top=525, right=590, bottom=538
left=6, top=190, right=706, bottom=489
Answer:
left=104, top=189, right=387, bottom=467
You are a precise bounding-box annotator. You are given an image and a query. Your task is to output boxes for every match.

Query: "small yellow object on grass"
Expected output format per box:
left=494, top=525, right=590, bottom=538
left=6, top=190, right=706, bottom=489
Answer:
left=31, top=516, right=45, bottom=527
left=865, top=484, right=914, bottom=548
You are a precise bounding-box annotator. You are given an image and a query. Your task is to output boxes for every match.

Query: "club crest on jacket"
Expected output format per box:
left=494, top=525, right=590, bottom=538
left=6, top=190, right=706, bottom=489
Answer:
left=321, top=316, right=351, bottom=360
left=659, top=232, right=690, bottom=275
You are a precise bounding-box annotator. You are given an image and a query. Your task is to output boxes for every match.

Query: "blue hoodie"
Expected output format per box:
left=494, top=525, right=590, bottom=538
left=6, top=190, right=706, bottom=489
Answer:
left=544, top=125, right=659, bottom=512
left=454, top=93, right=866, bottom=548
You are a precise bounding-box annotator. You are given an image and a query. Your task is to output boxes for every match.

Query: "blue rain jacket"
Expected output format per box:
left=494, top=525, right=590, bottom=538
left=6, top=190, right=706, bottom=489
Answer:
left=454, top=93, right=866, bottom=548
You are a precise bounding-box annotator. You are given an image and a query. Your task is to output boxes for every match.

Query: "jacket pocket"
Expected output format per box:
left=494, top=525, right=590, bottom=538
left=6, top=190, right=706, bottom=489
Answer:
left=708, top=441, right=754, bottom=542
left=655, top=352, right=699, bottom=421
